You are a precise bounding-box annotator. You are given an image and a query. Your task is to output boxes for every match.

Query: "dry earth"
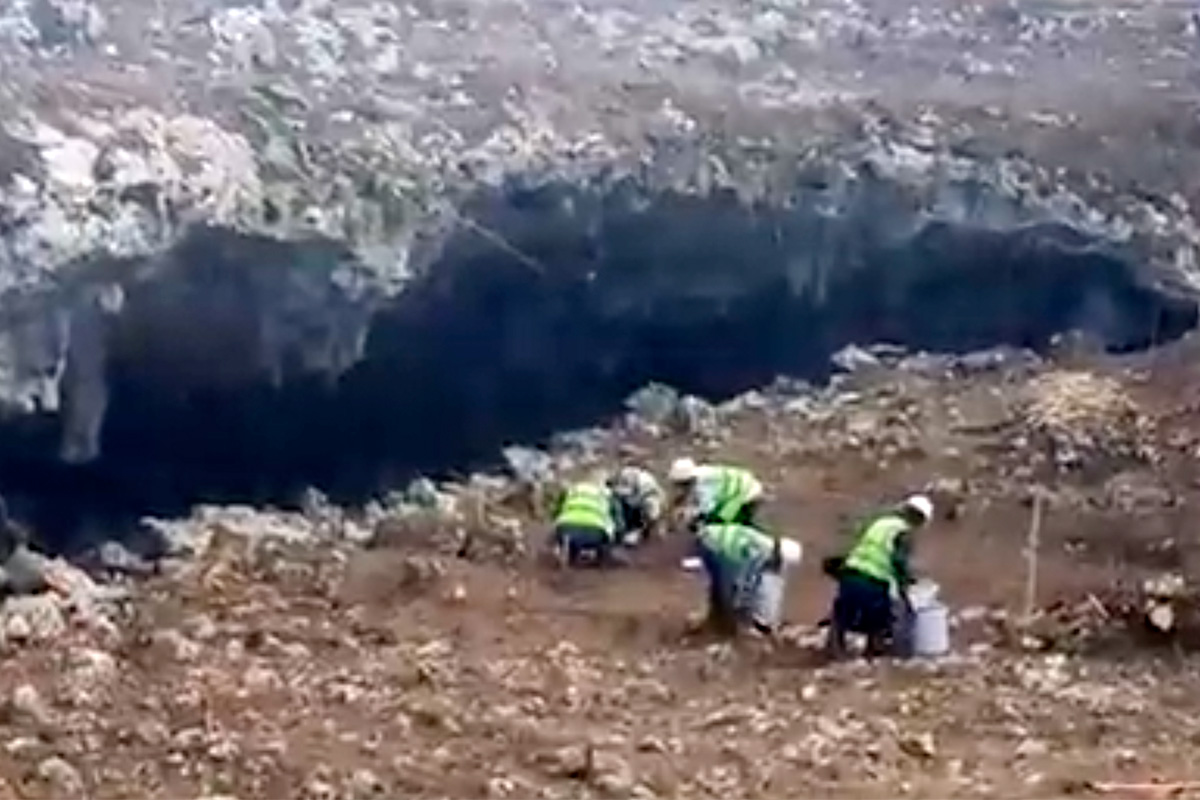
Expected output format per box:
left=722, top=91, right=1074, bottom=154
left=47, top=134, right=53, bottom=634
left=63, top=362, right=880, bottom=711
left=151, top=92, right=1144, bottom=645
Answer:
left=4, top=339, right=1200, bottom=799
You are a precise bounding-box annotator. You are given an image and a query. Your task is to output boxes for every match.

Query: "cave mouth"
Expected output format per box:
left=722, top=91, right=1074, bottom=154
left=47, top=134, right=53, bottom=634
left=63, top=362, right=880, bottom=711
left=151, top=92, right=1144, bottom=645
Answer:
left=2, top=183, right=1197, bottom=553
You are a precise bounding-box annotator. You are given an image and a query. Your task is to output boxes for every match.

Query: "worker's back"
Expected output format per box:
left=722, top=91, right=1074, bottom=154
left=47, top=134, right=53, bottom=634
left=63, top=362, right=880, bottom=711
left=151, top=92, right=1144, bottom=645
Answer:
left=698, top=522, right=773, bottom=564
left=555, top=482, right=616, bottom=535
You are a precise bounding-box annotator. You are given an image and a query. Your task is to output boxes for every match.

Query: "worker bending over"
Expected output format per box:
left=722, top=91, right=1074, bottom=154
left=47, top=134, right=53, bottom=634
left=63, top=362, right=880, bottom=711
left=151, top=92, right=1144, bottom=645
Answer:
left=824, top=494, right=933, bottom=660
left=667, top=458, right=764, bottom=529
left=607, top=465, right=665, bottom=546
left=692, top=520, right=782, bottom=636
left=552, top=477, right=626, bottom=568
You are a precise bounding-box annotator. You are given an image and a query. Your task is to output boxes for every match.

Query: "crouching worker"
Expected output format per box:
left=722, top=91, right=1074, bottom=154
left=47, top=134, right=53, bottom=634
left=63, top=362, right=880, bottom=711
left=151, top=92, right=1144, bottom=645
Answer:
left=824, top=494, right=933, bottom=660
left=692, top=521, right=785, bottom=636
left=552, top=478, right=626, bottom=568
left=608, top=465, right=665, bottom=547
left=668, top=458, right=765, bottom=529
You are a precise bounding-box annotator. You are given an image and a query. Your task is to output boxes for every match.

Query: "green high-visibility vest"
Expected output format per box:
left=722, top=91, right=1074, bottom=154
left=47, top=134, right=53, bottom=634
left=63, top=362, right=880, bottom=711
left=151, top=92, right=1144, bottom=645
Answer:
left=711, top=467, right=760, bottom=522
left=843, top=514, right=909, bottom=587
left=698, top=523, right=773, bottom=566
left=555, top=483, right=615, bottom=537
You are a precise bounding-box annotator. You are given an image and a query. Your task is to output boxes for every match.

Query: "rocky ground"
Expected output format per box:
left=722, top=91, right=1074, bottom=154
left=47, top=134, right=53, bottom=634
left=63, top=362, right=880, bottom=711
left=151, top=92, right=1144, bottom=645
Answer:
left=1, top=337, right=1200, bottom=798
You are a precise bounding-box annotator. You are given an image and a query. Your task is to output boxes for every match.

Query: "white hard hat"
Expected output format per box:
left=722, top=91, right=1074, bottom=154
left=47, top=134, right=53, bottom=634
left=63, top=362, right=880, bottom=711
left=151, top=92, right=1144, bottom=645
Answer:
left=668, top=457, right=698, bottom=483
left=901, top=494, right=934, bottom=523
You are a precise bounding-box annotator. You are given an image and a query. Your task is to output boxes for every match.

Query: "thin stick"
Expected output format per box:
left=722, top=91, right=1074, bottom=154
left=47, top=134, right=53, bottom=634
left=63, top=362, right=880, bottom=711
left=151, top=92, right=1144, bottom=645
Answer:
left=1023, top=491, right=1043, bottom=622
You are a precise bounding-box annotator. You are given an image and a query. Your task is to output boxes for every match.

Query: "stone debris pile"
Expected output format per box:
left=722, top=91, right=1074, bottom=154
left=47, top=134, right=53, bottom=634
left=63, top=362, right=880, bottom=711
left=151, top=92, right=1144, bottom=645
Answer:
left=1022, top=370, right=1155, bottom=468
left=0, top=546, right=124, bottom=649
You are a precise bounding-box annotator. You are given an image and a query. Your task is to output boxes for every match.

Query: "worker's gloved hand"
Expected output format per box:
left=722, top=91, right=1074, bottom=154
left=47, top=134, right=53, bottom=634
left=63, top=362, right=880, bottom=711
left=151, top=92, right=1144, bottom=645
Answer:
left=821, top=555, right=845, bottom=579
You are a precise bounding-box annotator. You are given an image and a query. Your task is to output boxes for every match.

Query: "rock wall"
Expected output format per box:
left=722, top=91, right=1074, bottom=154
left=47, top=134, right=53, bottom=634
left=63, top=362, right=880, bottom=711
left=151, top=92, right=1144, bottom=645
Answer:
left=2, top=0, right=1200, bottom=545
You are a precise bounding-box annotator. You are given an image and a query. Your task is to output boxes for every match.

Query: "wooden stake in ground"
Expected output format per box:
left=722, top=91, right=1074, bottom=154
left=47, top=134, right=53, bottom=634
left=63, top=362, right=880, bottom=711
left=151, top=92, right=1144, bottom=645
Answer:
left=1023, top=490, right=1043, bottom=622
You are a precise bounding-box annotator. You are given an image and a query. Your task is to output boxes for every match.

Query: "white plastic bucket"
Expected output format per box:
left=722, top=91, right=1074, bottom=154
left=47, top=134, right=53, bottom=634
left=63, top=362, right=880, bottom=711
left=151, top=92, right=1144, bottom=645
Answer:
left=780, top=537, right=803, bottom=567
left=912, top=601, right=949, bottom=657
left=908, top=579, right=940, bottom=607
left=752, top=570, right=787, bottom=630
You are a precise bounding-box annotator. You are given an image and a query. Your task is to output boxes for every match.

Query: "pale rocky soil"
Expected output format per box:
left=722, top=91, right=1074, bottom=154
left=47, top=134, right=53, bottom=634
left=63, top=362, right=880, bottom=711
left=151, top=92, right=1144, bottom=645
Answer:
left=1, top=339, right=1200, bottom=798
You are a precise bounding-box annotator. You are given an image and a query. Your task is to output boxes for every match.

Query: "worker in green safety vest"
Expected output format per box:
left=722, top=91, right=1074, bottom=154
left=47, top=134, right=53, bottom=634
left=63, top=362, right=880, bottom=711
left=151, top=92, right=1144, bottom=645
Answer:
left=692, top=520, right=782, bottom=636
left=551, top=478, right=627, bottom=568
left=667, top=457, right=765, bottom=529
left=823, top=494, right=934, bottom=660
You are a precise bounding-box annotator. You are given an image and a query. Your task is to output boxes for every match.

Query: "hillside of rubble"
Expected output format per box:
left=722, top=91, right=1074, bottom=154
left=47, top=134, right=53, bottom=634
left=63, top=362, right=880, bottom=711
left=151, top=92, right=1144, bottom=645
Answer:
left=2, top=340, right=1200, bottom=798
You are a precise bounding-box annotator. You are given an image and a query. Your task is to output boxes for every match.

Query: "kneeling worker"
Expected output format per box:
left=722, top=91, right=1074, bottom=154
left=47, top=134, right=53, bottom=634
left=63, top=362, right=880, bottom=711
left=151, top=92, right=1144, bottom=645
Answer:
left=608, top=465, right=665, bottom=546
left=824, top=494, right=933, bottom=659
left=667, top=458, right=765, bottom=529
left=552, top=476, right=626, bottom=567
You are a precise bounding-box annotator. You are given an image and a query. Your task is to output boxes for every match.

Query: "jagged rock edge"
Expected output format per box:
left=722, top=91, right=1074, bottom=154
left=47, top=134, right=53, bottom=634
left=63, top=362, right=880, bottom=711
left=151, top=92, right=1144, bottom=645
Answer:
left=1, top=124, right=1198, bottom=469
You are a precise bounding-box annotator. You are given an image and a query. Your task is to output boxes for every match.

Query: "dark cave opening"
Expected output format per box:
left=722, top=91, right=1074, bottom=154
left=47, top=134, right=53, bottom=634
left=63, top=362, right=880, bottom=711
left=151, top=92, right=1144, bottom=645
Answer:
left=0, top=184, right=1196, bottom=553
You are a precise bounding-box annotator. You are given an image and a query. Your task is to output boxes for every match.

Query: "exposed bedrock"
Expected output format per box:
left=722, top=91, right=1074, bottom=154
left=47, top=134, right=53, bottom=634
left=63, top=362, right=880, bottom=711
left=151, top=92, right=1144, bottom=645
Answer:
left=0, top=166, right=1197, bottom=551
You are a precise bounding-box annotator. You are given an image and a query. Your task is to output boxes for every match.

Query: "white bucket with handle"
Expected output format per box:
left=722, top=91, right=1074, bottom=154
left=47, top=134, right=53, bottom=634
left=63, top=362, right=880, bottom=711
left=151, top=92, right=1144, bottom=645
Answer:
left=908, top=580, right=949, bottom=657
left=750, top=537, right=803, bottom=631
left=752, top=570, right=785, bottom=629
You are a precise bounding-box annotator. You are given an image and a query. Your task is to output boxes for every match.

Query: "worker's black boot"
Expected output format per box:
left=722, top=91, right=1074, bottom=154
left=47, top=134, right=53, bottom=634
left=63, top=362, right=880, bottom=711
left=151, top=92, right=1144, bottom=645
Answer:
left=598, top=546, right=629, bottom=569
left=824, top=621, right=849, bottom=661
left=705, top=594, right=740, bottom=638
left=864, top=632, right=892, bottom=660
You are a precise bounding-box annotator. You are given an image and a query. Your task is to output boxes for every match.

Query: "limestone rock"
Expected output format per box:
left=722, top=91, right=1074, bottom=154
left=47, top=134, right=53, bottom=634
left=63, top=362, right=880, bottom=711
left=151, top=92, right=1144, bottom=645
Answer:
left=8, top=683, right=52, bottom=727
left=36, top=756, right=84, bottom=798
left=625, top=383, right=680, bottom=428
left=0, top=594, right=66, bottom=644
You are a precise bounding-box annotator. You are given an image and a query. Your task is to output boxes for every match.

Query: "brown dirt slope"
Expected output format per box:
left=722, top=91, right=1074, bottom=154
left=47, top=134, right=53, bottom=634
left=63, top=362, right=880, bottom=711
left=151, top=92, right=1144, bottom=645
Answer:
left=5, top=338, right=1200, bottom=798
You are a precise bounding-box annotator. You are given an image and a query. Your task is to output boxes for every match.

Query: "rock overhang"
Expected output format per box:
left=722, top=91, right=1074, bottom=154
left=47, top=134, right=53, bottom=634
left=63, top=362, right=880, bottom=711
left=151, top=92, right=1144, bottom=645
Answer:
left=2, top=114, right=1199, bottom=461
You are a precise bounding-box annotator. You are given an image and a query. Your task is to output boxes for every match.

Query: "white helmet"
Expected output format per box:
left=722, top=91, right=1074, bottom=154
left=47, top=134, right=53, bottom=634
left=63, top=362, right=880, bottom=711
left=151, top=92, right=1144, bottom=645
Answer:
left=901, top=494, right=934, bottom=523
left=668, top=457, right=699, bottom=483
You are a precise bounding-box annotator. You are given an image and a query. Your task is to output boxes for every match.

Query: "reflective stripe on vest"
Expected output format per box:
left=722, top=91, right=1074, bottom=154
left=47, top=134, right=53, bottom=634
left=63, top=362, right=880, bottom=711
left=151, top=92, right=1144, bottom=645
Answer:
left=698, top=523, right=773, bottom=564
left=843, top=514, right=908, bottom=586
left=712, top=467, right=759, bottom=522
left=555, top=483, right=615, bottom=536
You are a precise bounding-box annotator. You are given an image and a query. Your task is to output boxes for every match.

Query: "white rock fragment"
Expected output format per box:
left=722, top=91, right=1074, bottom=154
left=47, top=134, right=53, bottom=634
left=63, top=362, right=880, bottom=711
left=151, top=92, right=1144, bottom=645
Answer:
left=37, top=756, right=85, bottom=797
left=9, top=683, right=52, bottom=727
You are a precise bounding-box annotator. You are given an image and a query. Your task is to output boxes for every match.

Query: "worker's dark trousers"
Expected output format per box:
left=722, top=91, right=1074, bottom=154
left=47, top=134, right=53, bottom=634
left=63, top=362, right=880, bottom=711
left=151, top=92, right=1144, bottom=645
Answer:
left=698, top=545, right=766, bottom=635
left=698, top=544, right=738, bottom=634
left=826, top=571, right=895, bottom=658
left=619, top=501, right=650, bottom=543
left=553, top=524, right=613, bottom=567
left=701, top=500, right=761, bottom=528
left=733, top=500, right=760, bottom=527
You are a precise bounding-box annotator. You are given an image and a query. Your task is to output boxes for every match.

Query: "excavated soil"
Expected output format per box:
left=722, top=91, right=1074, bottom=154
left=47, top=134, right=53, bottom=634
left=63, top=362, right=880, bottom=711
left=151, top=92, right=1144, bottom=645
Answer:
left=4, top=342, right=1200, bottom=798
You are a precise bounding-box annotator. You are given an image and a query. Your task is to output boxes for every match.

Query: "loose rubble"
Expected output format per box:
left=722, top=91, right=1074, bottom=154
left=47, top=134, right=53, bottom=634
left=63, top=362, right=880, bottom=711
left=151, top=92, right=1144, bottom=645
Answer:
left=0, top=340, right=1196, bottom=796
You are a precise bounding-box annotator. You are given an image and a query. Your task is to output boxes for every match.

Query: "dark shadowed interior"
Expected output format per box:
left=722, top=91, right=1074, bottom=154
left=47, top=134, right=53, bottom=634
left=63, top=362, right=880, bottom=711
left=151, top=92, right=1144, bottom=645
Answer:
left=0, top=183, right=1195, bottom=552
